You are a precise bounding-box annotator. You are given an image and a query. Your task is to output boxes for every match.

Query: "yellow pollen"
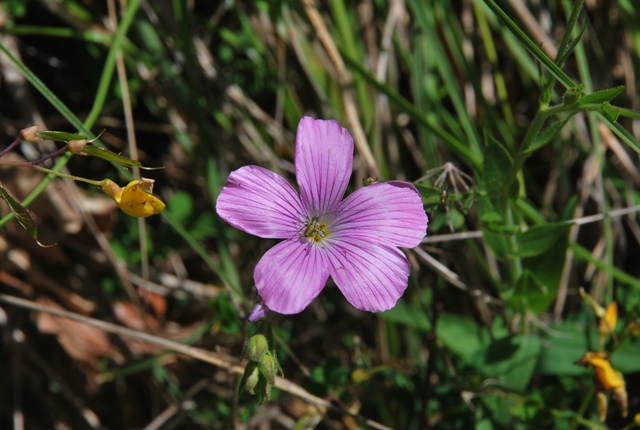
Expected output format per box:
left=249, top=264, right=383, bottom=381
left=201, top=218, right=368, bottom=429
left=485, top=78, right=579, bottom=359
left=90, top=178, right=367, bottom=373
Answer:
left=303, top=217, right=328, bottom=243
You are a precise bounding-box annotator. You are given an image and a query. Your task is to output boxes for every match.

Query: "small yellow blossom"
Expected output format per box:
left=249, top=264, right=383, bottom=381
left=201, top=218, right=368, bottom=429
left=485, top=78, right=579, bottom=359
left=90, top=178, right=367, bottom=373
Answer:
left=102, top=178, right=165, bottom=218
left=576, top=352, right=627, bottom=420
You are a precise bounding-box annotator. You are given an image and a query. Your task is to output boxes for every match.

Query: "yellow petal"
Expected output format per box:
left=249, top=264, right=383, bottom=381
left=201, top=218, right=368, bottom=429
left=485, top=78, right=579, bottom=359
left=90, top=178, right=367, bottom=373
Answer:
left=589, top=355, right=625, bottom=391
left=598, top=301, right=617, bottom=337
left=115, top=179, right=165, bottom=218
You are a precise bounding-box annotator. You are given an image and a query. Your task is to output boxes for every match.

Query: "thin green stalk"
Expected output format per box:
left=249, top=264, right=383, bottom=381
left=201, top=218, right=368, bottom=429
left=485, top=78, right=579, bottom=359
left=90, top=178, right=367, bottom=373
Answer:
left=481, top=0, right=575, bottom=89
left=0, top=161, right=104, bottom=187
left=482, top=0, right=640, bottom=155
left=341, top=50, right=482, bottom=170
left=0, top=0, right=142, bottom=228
left=541, top=0, right=585, bottom=104
left=497, top=103, right=577, bottom=196
left=563, top=0, right=614, bottom=300
left=473, top=0, right=514, bottom=129
left=6, top=25, right=112, bottom=44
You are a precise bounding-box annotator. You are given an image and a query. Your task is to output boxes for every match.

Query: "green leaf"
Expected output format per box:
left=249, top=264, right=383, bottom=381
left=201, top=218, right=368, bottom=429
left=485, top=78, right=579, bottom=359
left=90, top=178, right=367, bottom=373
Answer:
left=506, top=270, right=549, bottom=313
left=0, top=183, right=53, bottom=247
left=519, top=227, right=571, bottom=314
left=539, top=321, right=593, bottom=376
left=478, top=334, right=541, bottom=392
left=577, top=85, right=625, bottom=105
left=513, top=223, right=572, bottom=257
left=80, top=145, right=142, bottom=167
left=524, top=116, right=572, bottom=154
left=477, top=198, right=509, bottom=258
left=382, top=302, right=432, bottom=332
left=541, top=319, right=640, bottom=376
left=481, top=131, right=513, bottom=193
left=436, top=312, right=490, bottom=362
left=36, top=130, right=86, bottom=141
left=601, top=102, right=621, bottom=122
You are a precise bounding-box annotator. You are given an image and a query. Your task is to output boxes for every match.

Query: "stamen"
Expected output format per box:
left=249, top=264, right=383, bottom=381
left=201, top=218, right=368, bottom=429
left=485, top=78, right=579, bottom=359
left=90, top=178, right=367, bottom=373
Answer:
left=303, top=216, right=328, bottom=243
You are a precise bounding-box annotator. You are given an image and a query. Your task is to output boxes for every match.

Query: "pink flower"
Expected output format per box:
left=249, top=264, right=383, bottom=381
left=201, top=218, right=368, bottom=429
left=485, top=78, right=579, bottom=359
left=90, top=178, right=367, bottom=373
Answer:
left=216, top=117, right=428, bottom=315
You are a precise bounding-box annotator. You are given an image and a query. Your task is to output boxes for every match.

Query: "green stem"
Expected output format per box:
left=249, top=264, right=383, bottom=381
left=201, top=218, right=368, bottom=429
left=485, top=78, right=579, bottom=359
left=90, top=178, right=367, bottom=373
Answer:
left=498, top=102, right=603, bottom=196
left=0, top=0, right=142, bottom=228
left=0, top=161, right=104, bottom=187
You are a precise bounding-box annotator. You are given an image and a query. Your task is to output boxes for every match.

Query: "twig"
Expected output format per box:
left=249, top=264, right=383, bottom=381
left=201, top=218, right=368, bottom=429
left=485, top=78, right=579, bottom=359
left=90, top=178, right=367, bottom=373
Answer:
left=422, top=204, right=640, bottom=245
left=0, top=293, right=394, bottom=430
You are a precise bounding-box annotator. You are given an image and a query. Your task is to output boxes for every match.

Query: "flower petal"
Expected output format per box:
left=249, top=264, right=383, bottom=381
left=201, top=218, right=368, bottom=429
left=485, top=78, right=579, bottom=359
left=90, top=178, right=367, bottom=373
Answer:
left=333, top=181, right=428, bottom=248
left=326, top=241, right=411, bottom=312
left=295, top=117, right=353, bottom=215
left=255, top=240, right=331, bottom=314
left=248, top=302, right=270, bottom=322
left=216, top=165, right=305, bottom=238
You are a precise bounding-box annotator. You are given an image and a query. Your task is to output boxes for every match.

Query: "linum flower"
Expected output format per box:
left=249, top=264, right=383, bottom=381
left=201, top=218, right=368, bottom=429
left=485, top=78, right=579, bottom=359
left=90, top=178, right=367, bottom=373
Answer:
left=216, top=117, right=428, bottom=316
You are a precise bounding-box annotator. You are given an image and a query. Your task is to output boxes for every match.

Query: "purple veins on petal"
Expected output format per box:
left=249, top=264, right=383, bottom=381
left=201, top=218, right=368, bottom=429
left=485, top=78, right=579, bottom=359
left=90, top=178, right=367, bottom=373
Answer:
left=333, top=181, right=428, bottom=248
left=326, top=242, right=411, bottom=312
left=254, top=239, right=331, bottom=315
left=215, top=165, right=305, bottom=239
left=295, top=117, right=354, bottom=216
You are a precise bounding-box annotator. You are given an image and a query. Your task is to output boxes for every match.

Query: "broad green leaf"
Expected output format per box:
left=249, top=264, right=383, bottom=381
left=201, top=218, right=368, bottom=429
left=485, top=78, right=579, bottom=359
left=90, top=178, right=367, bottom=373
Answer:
left=539, top=321, right=594, bottom=376
left=519, top=227, right=571, bottom=314
left=0, top=183, right=52, bottom=247
left=382, top=302, right=432, bottom=332
left=481, top=131, right=513, bottom=193
left=536, top=319, right=640, bottom=376
left=577, top=85, right=625, bottom=105
left=81, top=145, right=142, bottom=167
left=36, top=130, right=86, bottom=141
left=436, top=312, right=490, bottom=362
left=506, top=270, right=549, bottom=314
left=513, top=223, right=572, bottom=257
left=477, top=198, right=509, bottom=258
left=478, top=334, right=541, bottom=392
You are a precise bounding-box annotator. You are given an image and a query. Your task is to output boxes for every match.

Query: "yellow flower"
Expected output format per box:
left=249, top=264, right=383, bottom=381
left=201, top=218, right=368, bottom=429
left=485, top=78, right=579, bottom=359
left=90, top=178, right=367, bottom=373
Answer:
left=102, top=178, right=165, bottom=218
left=576, top=352, right=627, bottom=420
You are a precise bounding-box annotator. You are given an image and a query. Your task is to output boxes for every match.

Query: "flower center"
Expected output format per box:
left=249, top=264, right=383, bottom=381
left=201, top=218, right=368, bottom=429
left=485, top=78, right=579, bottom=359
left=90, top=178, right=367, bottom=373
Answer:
left=303, top=216, right=328, bottom=243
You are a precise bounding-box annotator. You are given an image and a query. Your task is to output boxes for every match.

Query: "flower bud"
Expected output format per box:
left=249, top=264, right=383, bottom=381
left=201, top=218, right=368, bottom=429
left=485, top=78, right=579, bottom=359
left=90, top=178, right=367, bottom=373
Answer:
left=247, top=334, right=269, bottom=363
left=579, top=287, right=606, bottom=318
left=258, top=352, right=279, bottom=385
left=20, top=126, right=42, bottom=143
left=598, top=302, right=617, bottom=338
left=68, top=139, right=88, bottom=154
left=248, top=303, right=269, bottom=322
left=563, top=87, right=581, bottom=106
left=242, top=362, right=260, bottom=394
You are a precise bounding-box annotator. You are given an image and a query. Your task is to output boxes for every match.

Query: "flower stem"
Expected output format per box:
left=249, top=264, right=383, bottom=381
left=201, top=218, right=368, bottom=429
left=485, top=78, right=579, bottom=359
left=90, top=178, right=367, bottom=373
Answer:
left=0, top=136, right=22, bottom=159
left=29, top=146, right=69, bottom=166
left=0, top=160, right=104, bottom=187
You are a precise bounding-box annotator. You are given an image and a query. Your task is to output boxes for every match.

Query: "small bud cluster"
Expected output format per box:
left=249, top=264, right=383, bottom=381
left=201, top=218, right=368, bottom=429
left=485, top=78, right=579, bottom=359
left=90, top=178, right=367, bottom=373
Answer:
left=240, top=326, right=283, bottom=403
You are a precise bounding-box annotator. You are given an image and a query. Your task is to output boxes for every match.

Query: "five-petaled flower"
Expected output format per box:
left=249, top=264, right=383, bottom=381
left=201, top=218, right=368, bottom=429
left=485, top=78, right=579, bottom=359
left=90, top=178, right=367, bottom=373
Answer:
left=216, top=117, right=428, bottom=316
